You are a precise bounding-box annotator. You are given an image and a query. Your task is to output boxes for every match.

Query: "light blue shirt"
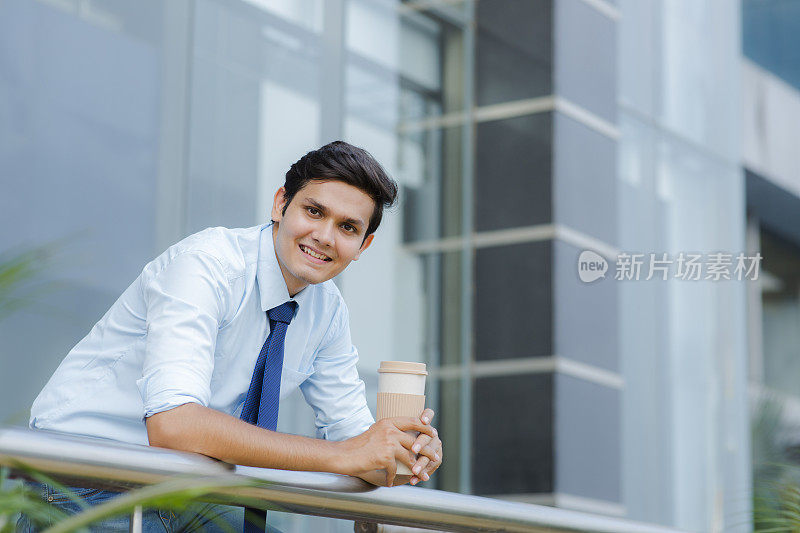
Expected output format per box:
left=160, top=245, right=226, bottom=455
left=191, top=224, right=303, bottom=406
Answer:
left=30, top=224, right=375, bottom=445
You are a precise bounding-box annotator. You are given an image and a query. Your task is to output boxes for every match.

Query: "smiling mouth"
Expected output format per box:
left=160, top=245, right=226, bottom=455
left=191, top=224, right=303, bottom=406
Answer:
left=300, top=244, right=332, bottom=262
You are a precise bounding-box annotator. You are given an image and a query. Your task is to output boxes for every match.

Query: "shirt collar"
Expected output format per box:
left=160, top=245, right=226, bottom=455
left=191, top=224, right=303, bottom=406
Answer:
left=256, top=223, right=310, bottom=314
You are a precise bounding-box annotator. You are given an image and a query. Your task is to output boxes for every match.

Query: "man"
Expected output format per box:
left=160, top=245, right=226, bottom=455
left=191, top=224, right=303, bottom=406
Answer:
left=21, top=141, right=443, bottom=531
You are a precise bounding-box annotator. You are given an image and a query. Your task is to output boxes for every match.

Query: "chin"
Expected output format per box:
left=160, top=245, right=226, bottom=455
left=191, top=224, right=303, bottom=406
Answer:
left=295, top=260, right=344, bottom=286
left=295, top=267, right=333, bottom=286
left=300, top=274, right=327, bottom=286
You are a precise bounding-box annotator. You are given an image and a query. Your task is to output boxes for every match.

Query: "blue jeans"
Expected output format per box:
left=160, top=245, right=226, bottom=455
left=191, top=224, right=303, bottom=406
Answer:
left=15, top=482, right=256, bottom=532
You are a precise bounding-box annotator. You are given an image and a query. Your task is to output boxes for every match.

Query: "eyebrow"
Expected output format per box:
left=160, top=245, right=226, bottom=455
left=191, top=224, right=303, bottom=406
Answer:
left=304, top=197, right=366, bottom=231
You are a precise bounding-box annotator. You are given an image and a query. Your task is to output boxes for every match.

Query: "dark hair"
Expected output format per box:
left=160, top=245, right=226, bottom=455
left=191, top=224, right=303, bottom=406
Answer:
left=281, top=141, right=398, bottom=237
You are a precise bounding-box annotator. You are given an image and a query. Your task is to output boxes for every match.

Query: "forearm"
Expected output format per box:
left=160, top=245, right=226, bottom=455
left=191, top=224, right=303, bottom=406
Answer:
left=146, top=402, right=342, bottom=473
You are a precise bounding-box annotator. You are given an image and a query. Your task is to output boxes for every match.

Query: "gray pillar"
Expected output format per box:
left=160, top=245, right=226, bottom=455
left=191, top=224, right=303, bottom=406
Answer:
left=471, top=0, right=621, bottom=511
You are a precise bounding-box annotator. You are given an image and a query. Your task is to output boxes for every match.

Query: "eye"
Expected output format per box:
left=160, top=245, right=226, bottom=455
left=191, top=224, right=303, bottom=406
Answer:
left=306, top=206, right=321, bottom=216
left=342, top=223, right=356, bottom=233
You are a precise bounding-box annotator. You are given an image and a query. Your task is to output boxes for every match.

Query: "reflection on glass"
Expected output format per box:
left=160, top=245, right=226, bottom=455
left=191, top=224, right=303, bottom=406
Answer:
left=344, top=0, right=467, bottom=242
left=340, top=7, right=471, bottom=500
left=0, top=0, right=163, bottom=430
left=413, top=251, right=462, bottom=492
left=435, top=376, right=462, bottom=492
left=436, top=251, right=463, bottom=367
left=761, top=228, right=800, bottom=398
left=475, top=0, right=552, bottom=107
left=743, top=0, right=800, bottom=92
left=242, top=0, right=323, bottom=32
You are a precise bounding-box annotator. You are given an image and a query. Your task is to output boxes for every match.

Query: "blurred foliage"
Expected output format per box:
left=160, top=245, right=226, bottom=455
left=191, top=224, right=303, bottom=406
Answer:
left=0, top=465, right=72, bottom=532
left=0, top=243, right=61, bottom=322
left=0, top=462, right=266, bottom=532
left=752, top=395, right=800, bottom=532
left=0, top=243, right=64, bottom=427
left=0, top=246, right=262, bottom=531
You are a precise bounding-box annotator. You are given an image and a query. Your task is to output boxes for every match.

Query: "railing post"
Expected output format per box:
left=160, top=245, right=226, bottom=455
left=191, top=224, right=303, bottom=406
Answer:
left=129, top=505, right=142, bottom=533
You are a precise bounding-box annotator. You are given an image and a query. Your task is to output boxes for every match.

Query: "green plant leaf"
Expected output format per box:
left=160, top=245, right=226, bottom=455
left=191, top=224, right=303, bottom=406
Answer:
left=39, top=474, right=262, bottom=533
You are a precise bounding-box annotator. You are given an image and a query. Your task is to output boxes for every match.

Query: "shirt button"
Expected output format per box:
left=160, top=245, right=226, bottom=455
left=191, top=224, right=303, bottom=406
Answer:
left=47, top=495, right=53, bottom=502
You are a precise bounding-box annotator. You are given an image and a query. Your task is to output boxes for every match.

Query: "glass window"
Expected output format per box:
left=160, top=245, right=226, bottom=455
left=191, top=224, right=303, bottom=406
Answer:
left=743, top=0, right=800, bottom=92
left=760, top=228, right=800, bottom=398
left=0, top=0, right=162, bottom=426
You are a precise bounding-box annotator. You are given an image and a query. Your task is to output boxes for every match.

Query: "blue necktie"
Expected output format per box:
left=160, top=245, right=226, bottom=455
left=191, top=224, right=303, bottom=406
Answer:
left=240, top=300, right=297, bottom=533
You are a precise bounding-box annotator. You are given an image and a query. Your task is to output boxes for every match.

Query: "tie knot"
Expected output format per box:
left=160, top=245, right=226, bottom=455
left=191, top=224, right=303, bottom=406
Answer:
left=268, top=301, right=297, bottom=324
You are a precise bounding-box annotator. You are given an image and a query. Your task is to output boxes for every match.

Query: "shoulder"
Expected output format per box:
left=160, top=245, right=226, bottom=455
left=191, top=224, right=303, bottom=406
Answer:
left=316, top=279, right=347, bottom=315
left=151, top=225, right=262, bottom=282
left=296, top=278, right=349, bottom=329
left=307, top=280, right=350, bottom=341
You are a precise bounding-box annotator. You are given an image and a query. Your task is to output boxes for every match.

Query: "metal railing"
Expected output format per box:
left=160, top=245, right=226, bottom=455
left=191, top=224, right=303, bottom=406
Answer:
left=0, top=427, right=683, bottom=533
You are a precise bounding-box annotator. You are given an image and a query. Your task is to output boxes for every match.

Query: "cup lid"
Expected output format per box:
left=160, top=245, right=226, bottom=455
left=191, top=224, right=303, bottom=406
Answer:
left=378, top=361, right=428, bottom=375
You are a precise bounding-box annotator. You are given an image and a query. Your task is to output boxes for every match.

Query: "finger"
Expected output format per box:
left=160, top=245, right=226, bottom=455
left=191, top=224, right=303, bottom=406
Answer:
left=416, top=437, right=441, bottom=462
left=423, top=464, right=438, bottom=480
left=395, top=442, right=417, bottom=470
left=390, top=424, right=435, bottom=451
left=399, top=430, right=438, bottom=453
left=423, top=454, right=441, bottom=476
left=392, top=448, right=415, bottom=487
left=421, top=440, right=443, bottom=477
left=412, top=455, right=430, bottom=476
left=411, top=433, right=433, bottom=454
left=396, top=431, right=420, bottom=451
left=420, top=408, right=435, bottom=425
left=392, top=417, right=437, bottom=437
left=410, top=476, right=419, bottom=486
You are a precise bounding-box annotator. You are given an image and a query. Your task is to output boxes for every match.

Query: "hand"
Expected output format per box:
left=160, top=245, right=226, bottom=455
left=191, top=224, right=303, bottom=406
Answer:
left=408, top=408, right=443, bottom=486
left=338, top=416, right=437, bottom=487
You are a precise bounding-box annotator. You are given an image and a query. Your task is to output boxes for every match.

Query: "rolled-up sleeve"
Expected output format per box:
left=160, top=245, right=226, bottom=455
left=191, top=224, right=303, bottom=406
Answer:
left=299, top=301, right=375, bottom=441
left=136, top=251, right=229, bottom=419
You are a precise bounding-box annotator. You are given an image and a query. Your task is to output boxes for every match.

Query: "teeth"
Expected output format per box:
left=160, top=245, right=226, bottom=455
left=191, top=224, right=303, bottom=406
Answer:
left=301, top=245, right=329, bottom=261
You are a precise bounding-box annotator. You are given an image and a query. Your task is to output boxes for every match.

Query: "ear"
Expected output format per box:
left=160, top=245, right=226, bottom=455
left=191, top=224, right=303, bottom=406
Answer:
left=271, top=187, right=288, bottom=222
left=353, top=233, right=374, bottom=261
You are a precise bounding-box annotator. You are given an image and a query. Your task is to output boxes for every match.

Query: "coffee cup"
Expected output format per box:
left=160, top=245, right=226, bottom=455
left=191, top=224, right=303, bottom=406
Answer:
left=376, top=361, right=427, bottom=476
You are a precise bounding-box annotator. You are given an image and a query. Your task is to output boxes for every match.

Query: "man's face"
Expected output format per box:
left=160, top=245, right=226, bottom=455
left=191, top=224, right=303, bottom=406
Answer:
left=271, top=179, right=375, bottom=296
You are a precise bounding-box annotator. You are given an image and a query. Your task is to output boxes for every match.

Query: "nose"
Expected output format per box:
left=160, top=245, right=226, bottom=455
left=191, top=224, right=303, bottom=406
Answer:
left=312, top=219, right=335, bottom=249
